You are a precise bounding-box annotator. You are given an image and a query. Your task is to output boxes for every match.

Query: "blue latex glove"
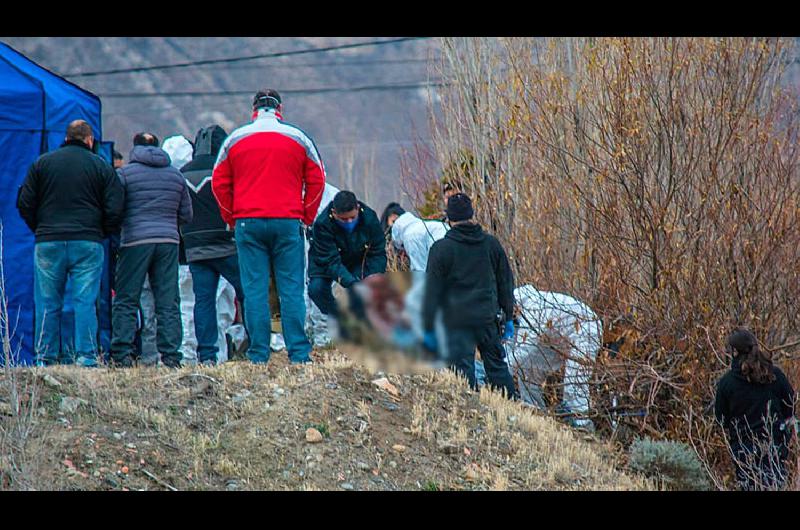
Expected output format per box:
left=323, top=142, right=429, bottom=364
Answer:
left=502, top=320, right=515, bottom=341
left=392, top=327, right=417, bottom=349
left=422, top=331, right=438, bottom=353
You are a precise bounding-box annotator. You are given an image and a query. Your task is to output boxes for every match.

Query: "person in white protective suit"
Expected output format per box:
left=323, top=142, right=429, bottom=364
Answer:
left=304, top=182, right=341, bottom=347
left=506, top=284, right=602, bottom=430
left=163, top=134, right=238, bottom=365
left=383, top=205, right=449, bottom=354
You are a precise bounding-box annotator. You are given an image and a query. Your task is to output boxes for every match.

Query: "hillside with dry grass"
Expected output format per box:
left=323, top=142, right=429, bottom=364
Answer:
left=0, top=350, right=650, bottom=491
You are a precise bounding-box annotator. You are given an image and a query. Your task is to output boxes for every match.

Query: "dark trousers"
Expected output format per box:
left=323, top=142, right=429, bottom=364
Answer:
left=111, top=243, right=181, bottom=364
left=308, top=264, right=366, bottom=317
left=189, top=254, right=245, bottom=363
left=732, top=439, right=789, bottom=491
left=308, top=277, right=339, bottom=316
left=446, top=322, right=518, bottom=399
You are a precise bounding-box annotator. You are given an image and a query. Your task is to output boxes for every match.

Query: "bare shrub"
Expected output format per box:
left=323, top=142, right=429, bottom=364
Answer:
left=421, top=37, right=800, bottom=487
left=0, top=224, right=47, bottom=490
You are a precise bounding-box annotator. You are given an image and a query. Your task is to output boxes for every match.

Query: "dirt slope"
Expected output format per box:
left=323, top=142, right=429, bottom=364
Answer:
left=0, top=350, right=650, bottom=491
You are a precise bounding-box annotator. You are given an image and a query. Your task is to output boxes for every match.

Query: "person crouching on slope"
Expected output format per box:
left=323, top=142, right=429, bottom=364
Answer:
left=307, top=190, right=387, bottom=318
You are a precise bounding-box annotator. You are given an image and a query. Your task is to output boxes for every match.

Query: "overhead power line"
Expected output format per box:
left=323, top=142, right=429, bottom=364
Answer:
left=64, top=37, right=432, bottom=78
left=97, top=81, right=446, bottom=99
left=177, top=57, right=437, bottom=71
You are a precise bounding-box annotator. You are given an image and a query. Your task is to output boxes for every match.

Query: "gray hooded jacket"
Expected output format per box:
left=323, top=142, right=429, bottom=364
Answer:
left=118, top=145, right=193, bottom=247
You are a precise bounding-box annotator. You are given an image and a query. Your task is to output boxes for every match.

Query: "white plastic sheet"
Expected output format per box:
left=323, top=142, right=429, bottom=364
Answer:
left=178, top=265, right=237, bottom=365
left=304, top=182, right=340, bottom=347
left=139, top=277, right=158, bottom=365
left=178, top=265, right=198, bottom=364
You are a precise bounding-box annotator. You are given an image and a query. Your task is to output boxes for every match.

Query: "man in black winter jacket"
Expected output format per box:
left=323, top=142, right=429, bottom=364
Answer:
left=180, top=125, right=245, bottom=365
left=307, top=191, right=387, bottom=316
left=17, top=120, right=124, bottom=367
left=422, top=193, right=518, bottom=399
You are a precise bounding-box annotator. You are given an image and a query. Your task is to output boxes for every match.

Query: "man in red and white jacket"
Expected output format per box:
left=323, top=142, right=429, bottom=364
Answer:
left=212, top=89, right=325, bottom=365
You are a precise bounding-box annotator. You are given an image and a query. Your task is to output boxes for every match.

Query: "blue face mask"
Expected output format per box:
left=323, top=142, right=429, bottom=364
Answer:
left=335, top=215, right=359, bottom=234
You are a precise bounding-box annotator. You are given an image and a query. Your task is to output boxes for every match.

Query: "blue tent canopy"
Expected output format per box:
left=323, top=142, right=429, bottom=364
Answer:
left=0, top=42, right=110, bottom=364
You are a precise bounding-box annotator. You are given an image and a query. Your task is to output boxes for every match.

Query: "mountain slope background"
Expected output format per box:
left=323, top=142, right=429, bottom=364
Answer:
left=3, top=37, right=440, bottom=211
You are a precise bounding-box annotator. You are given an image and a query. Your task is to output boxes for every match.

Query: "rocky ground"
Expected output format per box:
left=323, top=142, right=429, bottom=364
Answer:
left=0, top=350, right=650, bottom=491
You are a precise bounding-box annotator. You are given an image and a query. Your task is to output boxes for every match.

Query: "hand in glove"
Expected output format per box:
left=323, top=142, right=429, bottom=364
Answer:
left=422, top=331, right=438, bottom=353
left=502, top=320, right=515, bottom=342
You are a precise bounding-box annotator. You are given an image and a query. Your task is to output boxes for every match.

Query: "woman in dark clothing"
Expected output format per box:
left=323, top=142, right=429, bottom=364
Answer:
left=715, top=328, right=796, bottom=490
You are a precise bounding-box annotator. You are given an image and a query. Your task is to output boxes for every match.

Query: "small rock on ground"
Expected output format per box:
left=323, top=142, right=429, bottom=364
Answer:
left=59, top=396, right=88, bottom=414
left=232, top=390, right=252, bottom=404
left=305, top=428, right=323, bottom=443
left=41, top=374, right=63, bottom=388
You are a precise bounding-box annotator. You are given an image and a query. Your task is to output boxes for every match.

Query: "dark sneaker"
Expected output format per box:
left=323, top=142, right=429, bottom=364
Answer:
left=110, top=356, right=134, bottom=368
left=162, top=358, right=182, bottom=369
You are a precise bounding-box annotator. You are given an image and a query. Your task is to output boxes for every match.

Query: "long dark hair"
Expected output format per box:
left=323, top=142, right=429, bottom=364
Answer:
left=379, top=202, right=406, bottom=235
left=727, top=328, right=776, bottom=384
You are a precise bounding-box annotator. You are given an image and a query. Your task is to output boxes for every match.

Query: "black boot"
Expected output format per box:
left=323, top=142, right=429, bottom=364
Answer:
left=110, top=355, right=134, bottom=368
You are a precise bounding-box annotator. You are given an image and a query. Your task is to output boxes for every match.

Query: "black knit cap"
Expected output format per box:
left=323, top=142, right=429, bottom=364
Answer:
left=446, top=193, right=474, bottom=222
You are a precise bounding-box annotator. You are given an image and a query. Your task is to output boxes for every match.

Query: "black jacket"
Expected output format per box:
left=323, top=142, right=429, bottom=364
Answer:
left=423, top=222, right=514, bottom=330
left=179, top=125, right=235, bottom=263
left=715, top=356, right=795, bottom=448
left=16, top=140, right=124, bottom=243
left=308, top=201, right=387, bottom=287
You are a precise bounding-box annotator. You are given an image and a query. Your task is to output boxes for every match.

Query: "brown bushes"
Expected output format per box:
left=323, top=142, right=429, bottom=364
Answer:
left=415, top=37, right=800, bottom=487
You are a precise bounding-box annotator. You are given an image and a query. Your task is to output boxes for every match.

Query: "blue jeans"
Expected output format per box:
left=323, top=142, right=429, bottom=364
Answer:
left=34, top=241, right=104, bottom=366
left=236, top=218, right=311, bottom=364
left=190, top=254, right=245, bottom=364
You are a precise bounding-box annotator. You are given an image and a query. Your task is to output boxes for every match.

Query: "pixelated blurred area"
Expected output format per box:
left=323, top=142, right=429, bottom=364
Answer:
left=332, top=272, right=439, bottom=374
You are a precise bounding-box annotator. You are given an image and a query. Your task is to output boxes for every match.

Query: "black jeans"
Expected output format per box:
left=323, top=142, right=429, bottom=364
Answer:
left=189, top=254, right=245, bottom=363
left=111, top=243, right=182, bottom=364
left=732, top=438, right=789, bottom=491
left=446, top=322, right=518, bottom=399
left=308, top=264, right=366, bottom=317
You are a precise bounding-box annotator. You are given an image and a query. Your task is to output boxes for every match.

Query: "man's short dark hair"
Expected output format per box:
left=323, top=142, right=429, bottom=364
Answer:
left=133, top=132, right=159, bottom=147
left=66, top=120, right=93, bottom=143
left=253, top=89, right=282, bottom=111
left=113, top=150, right=123, bottom=161
left=332, top=191, right=358, bottom=213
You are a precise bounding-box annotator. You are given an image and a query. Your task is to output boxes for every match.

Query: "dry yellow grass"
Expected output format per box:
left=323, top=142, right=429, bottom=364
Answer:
left=0, top=350, right=652, bottom=491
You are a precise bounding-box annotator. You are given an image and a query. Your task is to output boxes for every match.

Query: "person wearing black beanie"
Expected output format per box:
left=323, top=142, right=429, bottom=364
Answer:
left=445, top=193, right=474, bottom=222
left=422, top=193, right=518, bottom=399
